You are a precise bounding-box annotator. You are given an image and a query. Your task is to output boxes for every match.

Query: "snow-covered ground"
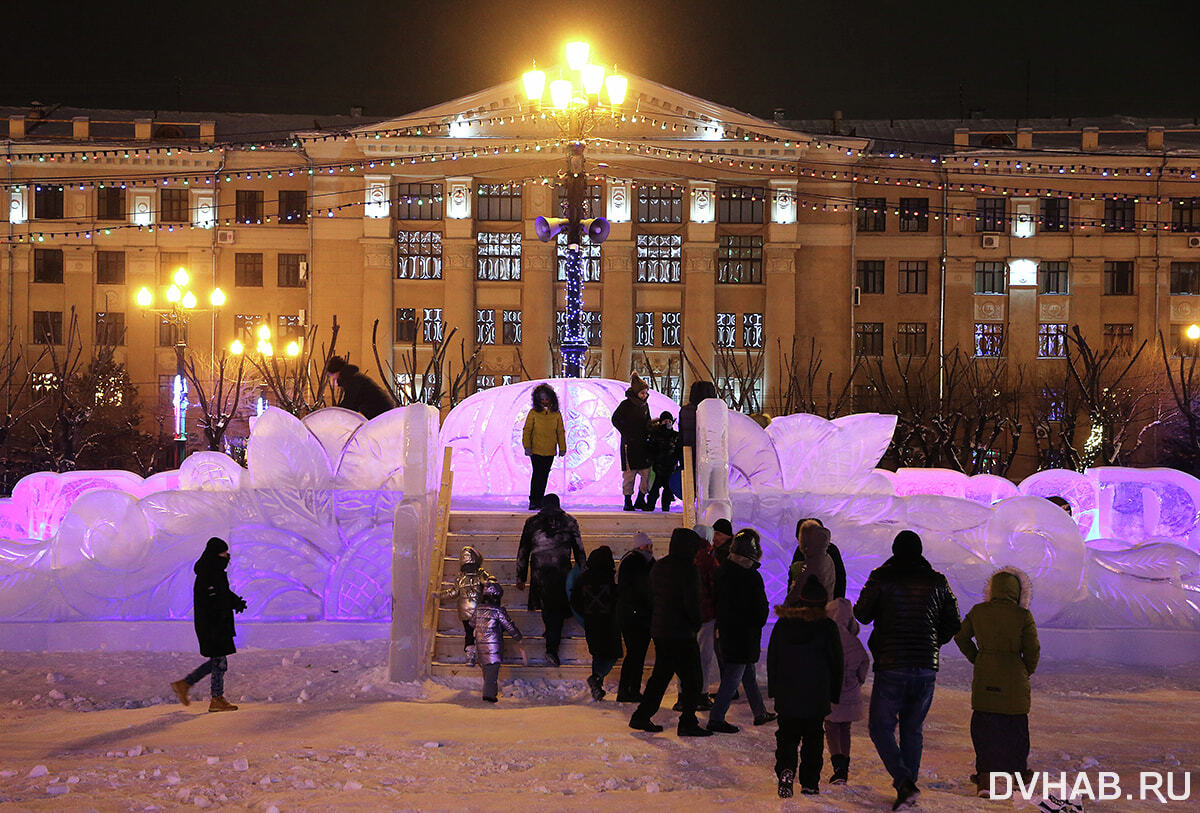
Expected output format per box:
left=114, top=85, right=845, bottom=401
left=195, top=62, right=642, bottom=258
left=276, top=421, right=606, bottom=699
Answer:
left=1, top=641, right=1196, bottom=811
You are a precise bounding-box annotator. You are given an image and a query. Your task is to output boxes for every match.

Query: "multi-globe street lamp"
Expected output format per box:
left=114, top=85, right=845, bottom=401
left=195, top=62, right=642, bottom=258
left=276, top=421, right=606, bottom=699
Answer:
left=522, top=42, right=625, bottom=377
left=135, top=269, right=225, bottom=467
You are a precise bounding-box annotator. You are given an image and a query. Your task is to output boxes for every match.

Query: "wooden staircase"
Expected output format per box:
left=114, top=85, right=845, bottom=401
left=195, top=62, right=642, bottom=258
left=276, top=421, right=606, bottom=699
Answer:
left=429, top=507, right=682, bottom=680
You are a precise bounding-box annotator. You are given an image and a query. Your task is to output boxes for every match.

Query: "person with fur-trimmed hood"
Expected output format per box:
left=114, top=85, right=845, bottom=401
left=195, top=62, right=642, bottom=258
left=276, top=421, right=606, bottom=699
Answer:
left=954, top=567, right=1040, bottom=798
left=522, top=383, right=567, bottom=511
left=767, top=575, right=843, bottom=798
left=471, top=580, right=526, bottom=703
left=515, top=493, right=585, bottom=667
left=825, top=597, right=870, bottom=785
left=325, top=355, right=394, bottom=419
left=441, top=546, right=492, bottom=666
left=788, top=518, right=847, bottom=600
left=611, top=374, right=653, bottom=511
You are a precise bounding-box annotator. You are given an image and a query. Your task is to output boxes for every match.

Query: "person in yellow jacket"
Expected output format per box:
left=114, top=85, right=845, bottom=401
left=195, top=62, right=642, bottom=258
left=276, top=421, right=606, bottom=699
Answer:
left=522, top=383, right=567, bottom=510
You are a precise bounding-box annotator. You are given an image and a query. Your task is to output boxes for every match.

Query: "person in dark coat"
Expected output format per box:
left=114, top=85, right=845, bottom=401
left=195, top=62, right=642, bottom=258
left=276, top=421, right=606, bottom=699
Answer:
left=767, top=576, right=843, bottom=798
left=611, top=374, right=653, bottom=511
left=629, top=527, right=712, bottom=737
left=788, top=518, right=847, bottom=599
left=677, top=380, right=719, bottom=494
left=170, top=538, right=247, bottom=712
left=571, top=545, right=623, bottom=701
left=954, top=568, right=1040, bottom=798
left=615, top=532, right=655, bottom=703
left=325, top=355, right=395, bottom=419
left=711, top=518, right=734, bottom=565
left=644, top=411, right=681, bottom=512
left=854, top=530, right=961, bottom=811
left=515, top=493, right=585, bottom=667
left=706, top=529, right=774, bottom=733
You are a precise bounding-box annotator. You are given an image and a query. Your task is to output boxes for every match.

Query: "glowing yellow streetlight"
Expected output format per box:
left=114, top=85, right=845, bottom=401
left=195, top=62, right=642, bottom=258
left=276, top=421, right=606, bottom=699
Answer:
left=1187, top=324, right=1200, bottom=341
left=135, top=287, right=153, bottom=308
left=285, top=340, right=300, bottom=357
left=230, top=339, right=244, bottom=355
left=181, top=291, right=197, bottom=309
left=173, top=267, right=190, bottom=287
left=604, top=73, right=627, bottom=105
left=165, top=284, right=181, bottom=303
left=522, top=41, right=626, bottom=111
left=565, top=41, right=590, bottom=71
left=522, top=65, right=546, bottom=102
left=257, top=324, right=271, bottom=342
left=209, top=288, right=226, bottom=308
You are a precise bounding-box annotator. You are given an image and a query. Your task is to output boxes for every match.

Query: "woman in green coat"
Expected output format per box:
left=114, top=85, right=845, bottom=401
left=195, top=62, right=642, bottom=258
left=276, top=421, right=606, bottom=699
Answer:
left=954, top=567, right=1040, bottom=798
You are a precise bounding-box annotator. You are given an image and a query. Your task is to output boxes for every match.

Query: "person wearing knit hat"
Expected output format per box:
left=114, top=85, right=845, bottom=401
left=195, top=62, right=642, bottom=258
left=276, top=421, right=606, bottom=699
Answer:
left=767, top=575, right=843, bottom=798
left=711, top=518, right=735, bottom=565
left=854, top=530, right=961, bottom=810
left=611, top=375, right=653, bottom=511
left=645, top=410, right=682, bottom=512
left=615, top=532, right=656, bottom=702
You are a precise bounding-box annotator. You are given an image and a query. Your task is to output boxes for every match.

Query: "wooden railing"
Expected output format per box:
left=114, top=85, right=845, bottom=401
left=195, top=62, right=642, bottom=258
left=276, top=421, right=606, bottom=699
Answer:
left=422, top=446, right=454, bottom=673
left=682, top=445, right=696, bottom=529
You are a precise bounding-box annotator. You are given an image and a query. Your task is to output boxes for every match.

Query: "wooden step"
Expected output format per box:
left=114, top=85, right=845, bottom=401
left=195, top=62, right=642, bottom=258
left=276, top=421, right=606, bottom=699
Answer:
left=437, top=606, right=585, bottom=635
left=430, top=662, right=608, bottom=681
left=434, top=632, right=598, bottom=663
left=448, top=509, right=682, bottom=534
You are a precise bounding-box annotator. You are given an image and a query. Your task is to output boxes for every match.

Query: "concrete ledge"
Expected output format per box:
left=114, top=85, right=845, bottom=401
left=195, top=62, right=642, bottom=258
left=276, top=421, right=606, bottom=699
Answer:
left=0, top=621, right=389, bottom=653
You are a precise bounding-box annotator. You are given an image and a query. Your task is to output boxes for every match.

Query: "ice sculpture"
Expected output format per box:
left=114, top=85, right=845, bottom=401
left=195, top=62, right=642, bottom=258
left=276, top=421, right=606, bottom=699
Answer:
left=0, top=404, right=437, bottom=624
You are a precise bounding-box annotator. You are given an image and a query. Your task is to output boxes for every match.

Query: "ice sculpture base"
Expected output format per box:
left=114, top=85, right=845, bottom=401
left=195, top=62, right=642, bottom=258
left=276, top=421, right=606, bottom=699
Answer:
left=0, top=620, right=390, bottom=653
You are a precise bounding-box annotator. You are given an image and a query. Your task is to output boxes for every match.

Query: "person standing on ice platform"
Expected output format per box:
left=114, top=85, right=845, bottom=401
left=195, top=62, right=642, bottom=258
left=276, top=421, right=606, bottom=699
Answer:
left=522, top=383, right=567, bottom=511
left=611, top=374, right=653, bottom=511
left=515, top=493, right=585, bottom=667
left=171, top=537, right=246, bottom=712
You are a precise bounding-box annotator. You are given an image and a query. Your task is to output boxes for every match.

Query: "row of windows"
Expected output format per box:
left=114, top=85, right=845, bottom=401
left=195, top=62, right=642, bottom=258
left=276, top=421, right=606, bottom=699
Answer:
left=854, top=322, right=1140, bottom=359
left=29, top=249, right=307, bottom=287
left=31, top=310, right=304, bottom=347
left=857, top=197, right=1200, bottom=234
left=971, top=260, right=1137, bottom=295
left=26, top=186, right=307, bottom=224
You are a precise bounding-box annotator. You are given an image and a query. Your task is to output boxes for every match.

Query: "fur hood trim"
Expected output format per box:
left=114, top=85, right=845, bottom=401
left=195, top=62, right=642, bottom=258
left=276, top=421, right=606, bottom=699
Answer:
left=985, top=566, right=1032, bottom=609
left=775, top=604, right=827, bottom=620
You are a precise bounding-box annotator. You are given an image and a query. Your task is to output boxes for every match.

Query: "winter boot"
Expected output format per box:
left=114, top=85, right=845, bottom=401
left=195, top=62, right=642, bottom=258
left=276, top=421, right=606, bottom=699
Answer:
left=676, top=715, right=713, bottom=737
left=829, top=754, right=849, bottom=785
left=587, top=674, right=606, bottom=701
left=633, top=492, right=648, bottom=511
left=170, top=679, right=191, bottom=706
left=661, top=490, right=673, bottom=512
left=208, top=696, right=239, bottom=712
left=623, top=494, right=635, bottom=511
left=777, top=769, right=795, bottom=799
left=465, top=645, right=477, bottom=666
left=706, top=719, right=739, bottom=734
left=628, top=715, right=663, bottom=733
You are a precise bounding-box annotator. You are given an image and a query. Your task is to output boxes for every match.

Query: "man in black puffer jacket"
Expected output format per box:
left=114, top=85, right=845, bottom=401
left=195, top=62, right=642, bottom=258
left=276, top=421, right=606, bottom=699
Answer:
left=629, top=527, right=712, bottom=737
left=854, top=530, right=960, bottom=811
left=326, top=356, right=395, bottom=419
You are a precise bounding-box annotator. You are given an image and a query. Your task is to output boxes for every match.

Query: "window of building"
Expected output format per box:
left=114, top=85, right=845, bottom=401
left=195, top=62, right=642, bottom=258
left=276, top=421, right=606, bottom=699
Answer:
left=235, top=253, right=264, bottom=287
left=557, top=232, right=601, bottom=282
left=717, top=235, right=762, bottom=284
left=1170, top=324, right=1200, bottom=357
left=1104, top=261, right=1134, bottom=295
left=231, top=315, right=260, bottom=343
left=278, top=190, right=307, bottom=224
left=277, top=314, right=304, bottom=341
left=555, top=184, right=602, bottom=219
left=635, top=312, right=655, bottom=347
left=161, top=314, right=191, bottom=346
left=661, top=312, right=681, bottom=347
left=856, top=197, right=886, bottom=232
left=637, top=185, right=683, bottom=223
left=1171, top=262, right=1200, bottom=295
left=422, top=308, right=444, bottom=344
left=159, top=251, right=188, bottom=286
left=395, top=308, right=417, bottom=343
left=477, top=232, right=521, bottom=280
left=717, top=186, right=765, bottom=224
left=395, top=182, right=444, bottom=220
left=898, top=322, right=927, bottom=355
left=899, top=197, right=929, bottom=232
left=1103, top=198, right=1135, bottom=232
left=476, top=183, right=521, bottom=221
left=1171, top=198, right=1200, bottom=233
left=397, top=230, right=442, bottom=279
left=743, top=313, right=763, bottom=348
left=1104, top=323, right=1134, bottom=354
left=159, top=188, right=188, bottom=223
left=856, top=260, right=884, bottom=295
left=96, top=250, right=125, bottom=285
left=96, top=187, right=125, bottom=220
left=976, top=197, right=1006, bottom=232
left=1038, top=323, right=1068, bottom=358
left=898, top=260, right=928, bottom=294
left=502, top=310, right=522, bottom=345
left=1042, top=197, right=1070, bottom=232
left=34, top=185, right=63, bottom=219
left=33, top=248, right=63, bottom=283
left=475, top=375, right=495, bottom=391
left=855, top=322, right=883, bottom=357
left=32, top=311, right=63, bottom=345
left=974, top=323, right=1005, bottom=357
left=975, top=261, right=1007, bottom=294
left=476, top=309, right=496, bottom=345
left=1039, top=261, right=1069, bottom=294
left=236, top=190, right=264, bottom=224
left=716, top=313, right=736, bottom=348
left=555, top=311, right=601, bottom=346
left=636, top=234, right=681, bottom=283
left=32, top=371, right=60, bottom=394
left=277, top=253, right=306, bottom=288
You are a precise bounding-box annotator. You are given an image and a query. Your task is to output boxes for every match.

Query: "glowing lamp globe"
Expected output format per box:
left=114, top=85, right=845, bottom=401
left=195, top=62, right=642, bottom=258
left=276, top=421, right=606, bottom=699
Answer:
left=565, top=41, right=590, bottom=71
left=257, top=324, right=271, bottom=342
left=181, top=291, right=197, bottom=309
left=1188, top=324, right=1200, bottom=341
left=549, top=79, right=573, bottom=111
left=581, top=64, right=605, bottom=96
left=173, top=267, right=189, bottom=287
left=135, top=287, right=153, bottom=308
left=165, top=285, right=181, bottom=303
left=209, top=288, right=226, bottom=307
left=522, top=68, right=546, bottom=102
left=230, top=339, right=244, bottom=355
left=285, top=341, right=300, bottom=357
left=605, top=74, right=627, bottom=106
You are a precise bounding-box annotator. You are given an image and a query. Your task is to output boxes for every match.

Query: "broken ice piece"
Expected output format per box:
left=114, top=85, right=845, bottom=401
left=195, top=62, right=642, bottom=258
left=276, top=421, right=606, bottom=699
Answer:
left=344, top=780, right=363, bottom=791
left=422, top=742, right=440, bottom=749
left=127, top=745, right=144, bottom=757
left=28, top=765, right=49, bottom=778
left=47, top=785, right=69, bottom=796
left=232, top=758, right=248, bottom=772
left=205, top=757, right=220, bottom=765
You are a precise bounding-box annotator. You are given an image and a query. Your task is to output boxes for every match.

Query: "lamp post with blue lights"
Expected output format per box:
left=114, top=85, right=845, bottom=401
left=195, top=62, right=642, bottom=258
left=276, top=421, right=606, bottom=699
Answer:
left=522, top=42, right=625, bottom=377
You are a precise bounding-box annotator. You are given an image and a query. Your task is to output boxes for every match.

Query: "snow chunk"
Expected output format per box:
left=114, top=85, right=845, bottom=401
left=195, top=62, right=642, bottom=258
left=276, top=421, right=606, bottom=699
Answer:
left=127, top=745, right=144, bottom=757
left=232, top=758, right=249, bottom=772
left=1080, top=756, right=1100, bottom=769
left=422, top=741, right=440, bottom=749
left=165, top=773, right=181, bottom=786
left=47, top=785, right=70, bottom=796
left=344, top=780, right=363, bottom=791
left=48, top=689, right=65, bottom=700
left=646, top=781, right=661, bottom=793
left=193, top=795, right=211, bottom=808
left=28, top=764, right=49, bottom=778
left=205, top=756, right=220, bottom=765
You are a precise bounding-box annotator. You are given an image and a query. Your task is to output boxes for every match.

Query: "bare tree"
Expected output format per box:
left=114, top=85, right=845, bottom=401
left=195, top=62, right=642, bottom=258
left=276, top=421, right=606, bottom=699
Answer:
left=245, top=319, right=340, bottom=417
left=375, top=322, right=481, bottom=409
left=1027, top=364, right=1085, bottom=471
left=0, top=327, right=46, bottom=452
left=773, top=336, right=858, bottom=418
left=685, top=339, right=766, bottom=415
left=183, top=350, right=259, bottom=451
left=1154, top=329, right=1200, bottom=473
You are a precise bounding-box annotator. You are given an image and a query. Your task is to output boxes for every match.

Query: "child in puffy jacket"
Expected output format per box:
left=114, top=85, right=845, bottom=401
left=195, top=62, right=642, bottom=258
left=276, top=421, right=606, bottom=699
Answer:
left=442, top=546, right=492, bottom=665
left=825, top=597, right=870, bottom=785
left=471, top=580, right=526, bottom=703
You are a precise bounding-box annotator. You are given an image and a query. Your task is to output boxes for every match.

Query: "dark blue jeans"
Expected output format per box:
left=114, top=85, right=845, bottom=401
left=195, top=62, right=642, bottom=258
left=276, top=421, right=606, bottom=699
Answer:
left=184, top=656, right=227, bottom=698
left=708, top=661, right=766, bottom=723
left=867, top=667, right=937, bottom=789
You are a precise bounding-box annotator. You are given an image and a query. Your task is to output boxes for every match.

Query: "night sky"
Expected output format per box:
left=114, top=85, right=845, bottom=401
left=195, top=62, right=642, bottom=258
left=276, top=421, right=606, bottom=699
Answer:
left=4, top=0, right=1197, bottom=121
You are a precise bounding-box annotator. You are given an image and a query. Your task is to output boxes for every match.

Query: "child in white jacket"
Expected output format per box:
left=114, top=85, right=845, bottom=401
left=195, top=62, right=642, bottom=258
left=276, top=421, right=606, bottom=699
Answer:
left=825, top=597, right=870, bottom=785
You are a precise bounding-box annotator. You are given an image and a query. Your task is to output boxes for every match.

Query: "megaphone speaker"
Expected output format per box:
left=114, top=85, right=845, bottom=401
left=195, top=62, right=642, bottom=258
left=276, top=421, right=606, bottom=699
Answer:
left=534, top=216, right=568, bottom=242
left=583, top=217, right=611, bottom=244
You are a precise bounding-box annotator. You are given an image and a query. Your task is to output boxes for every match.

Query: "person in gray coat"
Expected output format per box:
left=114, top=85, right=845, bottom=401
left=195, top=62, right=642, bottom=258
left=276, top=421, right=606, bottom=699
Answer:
left=515, top=493, right=585, bottom=666
left=441, top=546, right=492, bottom=666
left=825, top=597, right=870, bottom=785
left=471, top=580, right=526, bottom=702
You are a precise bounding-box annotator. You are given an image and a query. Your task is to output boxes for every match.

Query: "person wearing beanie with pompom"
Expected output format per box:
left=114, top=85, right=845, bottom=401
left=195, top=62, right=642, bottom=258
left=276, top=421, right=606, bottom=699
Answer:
left=854, top=530, right=961, bottom=810
left=611, top=374, right=653, bottom=511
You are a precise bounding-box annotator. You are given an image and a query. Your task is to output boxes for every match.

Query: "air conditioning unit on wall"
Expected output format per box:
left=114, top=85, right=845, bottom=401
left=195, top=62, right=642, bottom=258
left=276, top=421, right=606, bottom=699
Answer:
left=980, top=233, right=1001, bottom=249
left=1188, top=236, right=1200, bottom=249
left=216, top=229, right=235, bottom=245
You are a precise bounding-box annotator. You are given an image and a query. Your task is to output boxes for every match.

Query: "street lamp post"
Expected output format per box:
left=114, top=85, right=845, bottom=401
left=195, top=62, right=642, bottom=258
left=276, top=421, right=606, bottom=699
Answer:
left=135, top=268, right=225, bottom=467
left=230, top=324, right=302, bottom=414
left=523, top=42, right=625, bottom=377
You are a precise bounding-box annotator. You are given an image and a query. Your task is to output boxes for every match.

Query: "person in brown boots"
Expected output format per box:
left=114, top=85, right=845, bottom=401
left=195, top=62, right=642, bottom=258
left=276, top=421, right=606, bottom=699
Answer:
left=171, top=537, right=247, bottom=712
left=611, top=374, right=653, bottom=510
